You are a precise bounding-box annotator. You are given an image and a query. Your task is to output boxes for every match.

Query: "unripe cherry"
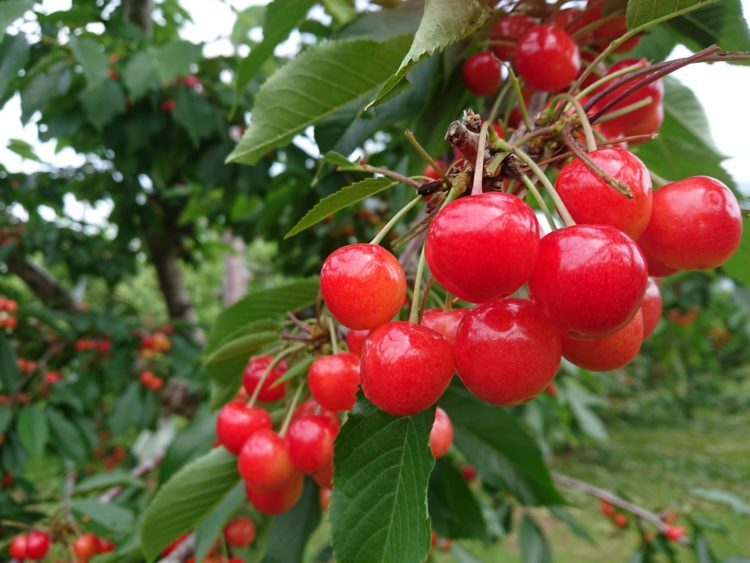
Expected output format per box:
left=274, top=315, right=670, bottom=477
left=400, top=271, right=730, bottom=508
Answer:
left=491, top=14, right=537, bottom=62
left=421, top=308, right=467, bottom=345
left=641, top=279, right=662, bottom=339
left=245, top=473, right=303, bottom=515
left=216, top=401, right=272, bottom=455
left=321, top=244, right=406, bottom=330
left=562, top=309, right=644, bottom=371
left=10, top=534, right=28, bottom=560
left=308, top=353, right=360, bottom=412
left=429, top=407, right=453, bottom=458
left=454, top=299, right=562, bottom=406
left=361, top=322, right=454, bottom=416
left=345, top=329, right=369, bottom=355
left=286, top=414, right=335, bottom=474
left=515, top=24, right=580, bottom=91
left=25, top=531, right=50, bottom=560
left=242, top=356, right=288, bottom=402
left=223, top=516, right=256, bottom=548
left=462, top=52, right=502, bottom=97
left=238, top=429, right=296, bottom=492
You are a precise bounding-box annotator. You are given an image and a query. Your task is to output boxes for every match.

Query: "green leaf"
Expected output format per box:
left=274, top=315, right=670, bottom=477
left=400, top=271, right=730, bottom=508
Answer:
left=0, top=0, right=34, bottom=42
left=122, top=50, right=159, bottom=100
left=69, top=36, right=109, bottom=86
left=47, top=408, right=89, bottom=463
left=194, top=481, right=246, bottom=562
left=80, top=79, right=126, bottom=130
left=0, top=336, right=21, bottom=392
left=227, top=34, right=412, bottom=166
left=564, top=379, right=608, bottom=441
left=723, top=221, right=750, bottom=287
left=519, top=514, right=552, bottom=563
left=428, top=459, right=487, bottom=540
left=439, top=384, right=563, bottom=506
left=140, top=448, right=240, bottom=562
left=338, top=0, right=423, bottom=41
left=159, top=407, right=217, bottom=484
left=330, top=395, right=434, bottom=563
left=285, top=178, right=396, bottom=238
left=0, top=33, right=30, bottom=99
left=626, top=0, right=719, bottom=29
left=7, top=138, right=39, bottom=161
left=550, top=506, right=596, bottom=544
left=75, top=471, right=144, bottom=495
left=322, top=0, right=357, bottom=26
left=204, top=330, right=280, bottom=387
left=19, top=59, right=72, bottom=121
left=0, top=406, right=11, bottom=434
left=263, top=478, right=322, bottom=563
left=16, top=406, right=48, bottom=458
left=154, top=40, right=202, bottom=84
left=178, top=188, right=224, bottom=225
left=667, top=0, right=750, bottom=54
left=369, top=0, right=490, bottom=109
left=72, top=500, right=135, bottom=537
left=173, top=87, right=220, bottom=146
left=109, top=382, right=144, bottom=435
left=691, top=488, right=750, bottom=515
left=231, top=6, right=266, bottom=46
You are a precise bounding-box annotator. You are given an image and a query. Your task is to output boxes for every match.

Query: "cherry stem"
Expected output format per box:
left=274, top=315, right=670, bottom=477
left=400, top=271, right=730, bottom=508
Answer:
left=570, top=11, right=622, bottom=41
left=287, top=312, right=313, bottom=334
left=361, top=165, right=421, bottom=189
left=405, top=129, right=448, bottom=183
left=488, top=81, right=512, bottom=125
left=558, top=93, right=597, bottom=152
left=650, top=171, right=670, bottom=187
left=471, top=121, right=490, bottom=196
left=592, top=95, right=652, bottom=125
left=370, top=195, right=422, bottom=245
left=247, top=343, right=306, bottom=408
left=574, top=62, right=643, bottom=102
left=279, top=382, right=305, bottom=437
left=408, top=246, right=427, bottom=324
left=508, top=66, right=533, bottom=131
left=521, top=175, right=556, bottom=232
left=327, top=317, right=339, bottom=354
left=563, top=127, right=633, bottom=198
left=419, top=275, right=434, bottom=316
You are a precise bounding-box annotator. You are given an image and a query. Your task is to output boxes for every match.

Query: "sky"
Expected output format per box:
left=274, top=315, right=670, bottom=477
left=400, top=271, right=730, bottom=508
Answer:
left=1, top=0, right=749, bottom=226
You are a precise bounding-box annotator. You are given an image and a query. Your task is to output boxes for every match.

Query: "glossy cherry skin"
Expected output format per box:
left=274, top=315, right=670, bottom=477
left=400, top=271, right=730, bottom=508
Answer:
left=528, top=225, right=648, bottom=338
left=308, top=353, right=360, bottom=412
left=242, top=356, right=288, bottom=403
left=361, top=322, right=454, bottom=416
left=462, top=52, right=502, bottom=97
left=425, top=192, right=540, bottom=303
left=345, top=329, right=369, bottom=356
left=429, top=407, right=454, bottom=458
left=596, top=59, right=663, bottom=130
left=640, top=244, right=678, bottom=277
left=638, top=177, right=742, bottom=270
left=216, top=401, right=272, bottom=455
left=238, top=429, right=296, bottom=492
left=224, top=516, right=256, bottom=548
left=641, top=279, right=662, bottom=339
left=491, top=14, right=537, bottom=62
left=555, top=148, right=652, bottom=239
left=454, top=299, right=562, bottom=406
left=245, top=472, right=303, bottom=515
left=562, top=308, right=643, bottom=371
left=74, top=533, right=100, bottom=558
left=292, top=399, right=341, bottom=434
left=25, top=531, right=50, bottom=560
left=286, top=415, right=335, bottom=474
left=623, top=102, right=663, bottom=140
left=10, top=534, right=28, bottom=560
left=421, top=308, right=468, bottom=345
left=321, top=244, right=406, bottom=330
left=515, top=24, right=580, bottom=91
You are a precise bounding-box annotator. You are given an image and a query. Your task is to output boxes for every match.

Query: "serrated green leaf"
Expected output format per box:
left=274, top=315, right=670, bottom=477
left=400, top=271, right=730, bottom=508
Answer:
left=16, top=406, right=48, bottom=457
left=74, top=471, right=144, bottom=495
left=194, top=481, right=246, bottom=562
left=723, top=221, right=750, bottom=287
left=330, top=395, right=434, bottom=563
left=154, top=40, right=202, bottom=84
left=264, top=478, right=322, bottom=563
left=69, top=36, right=109, bottom=86
left=0, top=33, right=30, bottom=99
left=429, top=459, right=487, bottom=540
left=122, top=49, right=159, bottom=100
left=47, top=408, right=89, bottom=463
left=667, top=0, right=750, bottom=54
left=285, top=178, right=396, bottom=238
left=626, top=0, right=719, bottom=29
left=519, top=514, right=552, bottom=563
left=140, top=448, right=240, bottom=562
left=173, top=87, right=220, bottom=146
left=227, top=34, right=412, bottom=166
left=80, top=79, right=126, bottom=130
left=204, top=331, right=280, bottom=387
left=72, top=500, right=135, bottom=536
left=0, top=0, right=34, bottom=42
left=338, top=0, right=423, bottom=41
left=159, top=407, right=217, bottom=484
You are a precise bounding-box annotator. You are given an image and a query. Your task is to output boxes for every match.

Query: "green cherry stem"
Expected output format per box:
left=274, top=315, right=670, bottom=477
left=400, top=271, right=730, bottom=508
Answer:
left=370, top=195, right=423, bottom=245
left=408, top=246, right=428, bottom=324
left=575, top=62, right=643, bottom=101
left=279, top=382, right=306, bottom=437
left=488, top=81, right=512, bottom=125
left=247, top=343, right=306, bottom=408
left=405, top=129, right=448, bottom=182
left=557, top=93, right=597, bottom=152
left=521, top=175, right=557, bottom=232
left=592, top=96, right=652, bottom=124
left=327, top=316, right=339, bottom=354
left=508, top=66, right=533, bottom=131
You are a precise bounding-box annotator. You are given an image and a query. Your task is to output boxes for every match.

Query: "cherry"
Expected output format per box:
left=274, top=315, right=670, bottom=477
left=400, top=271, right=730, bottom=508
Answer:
left=25, top=531, right=50, bottom=560
left=10, top=534, right=28, bottom=560
left=665, top=525, right=686, bottom=541
left=614, top=514, right=628, bottom=528
left=462, top=52, right=502, bottom=97
left=454, top=299, right=561, bottom=405
left=491, top=14, right=537, bottom=62
left=238, top=429, right=296, bottom=492
left=73, top=533, right=99, bottom=559
left=216, top=401, right=272, bottom=455
left=641, top=278, right=662, bottom=339
left=462, top=465, right=477, bottom=482
left=638, top=176, right=742, bottom=270
left=223, top=516, right=256, bottom=548
left=552, top=8, right=584, bottom=32
left=600, top=498, right=615, bottom=517
left=429, top=407, right=453, bottom=458
left=319, top=487, right=332, bottom=511
left=592, top=15, right=641, bottom=53
left=308, top=353, right=360, bottom=412
left=161, top=98, right=176, bottom=113
left=421, top=308, right=467, bottom=345
left=422, top=161, right=446, bottom=181
left=242, top=356, right=288, bottom=402
left=528, top=225, right=648, bottom=338
left=555, top=147, right=652, bottom=239
left=578, top=51, right=608, bottom=90
left=292, top=399, right=340, bottom=433
left=562, top=308, right=643, bottom=371
left=286, top=414, right=335, bottom=474
left=313, top=462, right=334, bottom=489
left=97, top=538, right=115, bottom=553
left=361, top=322, right=454, bottom=416
left=515, top=24, right=580, bottom=91
left=245, top=472, right=303, bottom=515
left=623, top=102, right=663, bottom=140
left=345, top=329, right=369, bottom=356
left=640, top=245, right=678, bottom=277
left=595, top=59, right=663, bottom=130
left=321, top=244, right=406, bottom=330
left=425, top=192, right=540, bottom=303
left=161, top=533, right=189, bottom=557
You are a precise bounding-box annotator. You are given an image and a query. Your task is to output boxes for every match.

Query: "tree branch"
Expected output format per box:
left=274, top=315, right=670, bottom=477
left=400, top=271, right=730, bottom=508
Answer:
left=5, top=255, right=82, bottom=312
left=122, top=0, right=154, bottom=36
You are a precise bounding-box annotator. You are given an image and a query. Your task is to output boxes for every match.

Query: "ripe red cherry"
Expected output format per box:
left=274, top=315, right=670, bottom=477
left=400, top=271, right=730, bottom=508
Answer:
left=614, top=514, right=628, bottom=528
left=308, top=353, right=360, bottom=412
left=462, top=52, right=502, bottom=97
left=423, top=161, right=446, bottom=181
left=429, top=407, right=453, bottom=458
left=292, top=399, right=340, bottom=434
left=562, top=309, right=643, bottom=371
left=361, top=322, right=454, bottom=416
left=25, top=531, right=50, bottom=560
left=242, top=356, right=288, bottom=402
left=596, top=59, right=663, bottom=130
left=286, top=415, right=335, bottom=474
left=421, top=308, right=467, bottom=345
left=593, top=14, right=641, bottom=53
left=321, top=244, right=406, bottom=330
left=345, top=329, right=369, bottom=356
left=638, top=176, right=742, bottom=270
left=425, top=192, right=540, bottom=303
left=238, top=429, right=296, bottom=492
left=73, top=533, right=100, bottom=558
left=98, top=537, right=115, bottom=553
left=10, top=534, right=28, bottom=559
left=528, top=225, right=647, bottom=338
left=224, top=516, right=256, bottom=548
left=640, top=245, right=678, bottom=277
left=515, top=25, right=580, bottom=91
left=555, top=148, right=652, bottom=239
left=454, top=299, right=561, bottom=406
left=491, top=14, right=537, bottom=62
left=319, top=487, right=332, bottom=511
left=216, top=401, right=272, bottom=455
left=623, top=102, right=663, bottom=141
left=641, top=279, right=662, bottom=339
left=313, top=462, right=334, bottom=489
left=665, top=525, right=686, bottom=541
left=245, top=473, right=303, bottom=515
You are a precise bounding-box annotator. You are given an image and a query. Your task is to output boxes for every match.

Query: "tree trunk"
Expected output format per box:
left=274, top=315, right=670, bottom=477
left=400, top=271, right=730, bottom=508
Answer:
left=221, top=231, right=251, bottom=307
left=123, top=0, right=154, bottom=36
left=5, top=255, right=81, bottom=312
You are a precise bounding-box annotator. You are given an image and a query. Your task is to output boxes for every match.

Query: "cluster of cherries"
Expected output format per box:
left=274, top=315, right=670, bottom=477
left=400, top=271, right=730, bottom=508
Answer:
left=8, top=531, right=50, bottom=561
left=0, top=296, right=18, bottom=331
left=70, top=532, right=116, bottom=561
left=599, top=499, right=686, bottom=542
left=139, top=369, right=165, bottom=392
left=138, top=329, right=172, bottom=359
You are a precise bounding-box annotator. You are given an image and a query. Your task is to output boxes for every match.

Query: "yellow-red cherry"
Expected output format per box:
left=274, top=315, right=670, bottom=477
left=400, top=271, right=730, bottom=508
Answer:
left=562, top=308, right=644, bottom=371
left=73, top=533, right=99, bottom=559
left=286, top=414, right=335, bottom=474
left=245, top=473, right=303, bottom=515
left=238, top=429, right=296, bottom=492
left=308, top=353, right=360, bottom=412
left=462, top=52, right=502, bottom=97
left=641, top=278, right=662, bottom=339
left=242, top=356, right=288, bottom=402
left=223, top=516, right=256, bottom=548
left=515, top=24, right=580, bottom=91
left=345, top=329, right=369, bottom=356
left=216, top=401, right=272, bottom=455
left=429, top=407, right=454, bottom=458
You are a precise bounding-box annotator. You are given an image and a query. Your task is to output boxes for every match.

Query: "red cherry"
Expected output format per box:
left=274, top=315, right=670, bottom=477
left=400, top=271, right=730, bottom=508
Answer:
left=528, top=225, right=648, bottom=338
left=623, top=102, right=663, bottom=141
left=181, top=75, right=200, bottom=88
left=286, top=415, right=335, bottom=474
left=423, top=161, right=446, bottom=181
left=593, top=15, right=641, bottom=53
left=25, top=531, right=50, bottom=560
left=638, top=176, right=742, bottom=270
left=321, top=244, right=406, bottom=330
left=455, top=299, right=561, bottom=405
left=562, top=309, right=643, bottom=371
left=97, top=538, right=115, bottom=553
left=429, top=407, right=453, bottom=458
left=665, top=525, right=686, bottom=541
left=555, top=147, right=652, bottom=239
left=640, top=245, right=678, bottom=277
left=238, top=429, right=296, bottom=492
left=425, top=192, right=540, bottom=303
left=216, top=401, right=272, bottom=455
left=641, top=279, right=662, bottom=339
left=161, top=98, right=176, bottom=113
left=313, top=462, right=334, bottom=489
left=614, top=514, right=628, bottom=528
left=421, top=308, right=467, bottom=345
left=595, top=59, right=663, bottom=130
left=160, top=533, right=188, bottom=557
left=245, top=473, right=303, bottom=515
left=600, top=498, right=615, bottom=517
left=491, top=14, right=537, bottom=62
left=223, top=516, right=256, bottom=548
left=345, top=329, right=369, bottom=356
left=73, top=533, right=99, bottom=559
left=361, top=322, right=454, bottom=416
left=319, top=487, right=332, bottom=511
left=461, top=465, right=477, bottom=482
left=10, top=534, right=28, bottom=560
left=292, top=399, right=341, bottom=434
left=462, top=52, right=502, bottom=97
left=515, top=25, right=580, bottom=91
left=308, top=353, right=360, bottom=412
left=242, top=356, right=288, bottom=402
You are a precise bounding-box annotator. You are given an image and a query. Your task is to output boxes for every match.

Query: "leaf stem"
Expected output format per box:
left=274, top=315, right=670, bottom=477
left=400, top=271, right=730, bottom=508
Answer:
left=370, top=196, right=422, bottom=245
left=488, top=81, right=512, bottom=125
